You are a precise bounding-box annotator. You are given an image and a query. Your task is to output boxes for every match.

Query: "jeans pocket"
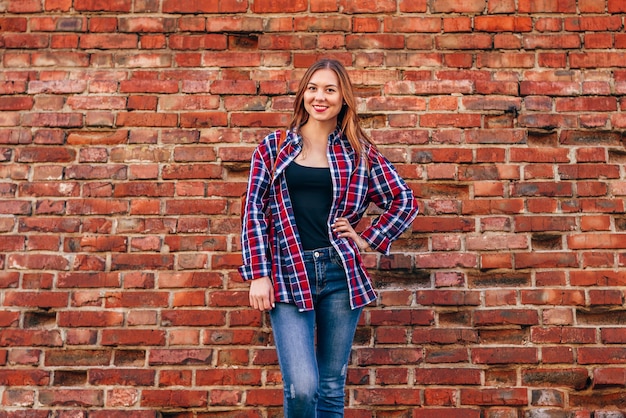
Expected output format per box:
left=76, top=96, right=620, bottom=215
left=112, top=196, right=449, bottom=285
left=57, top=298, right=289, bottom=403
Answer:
left=330, top=250, right=344, bottom=268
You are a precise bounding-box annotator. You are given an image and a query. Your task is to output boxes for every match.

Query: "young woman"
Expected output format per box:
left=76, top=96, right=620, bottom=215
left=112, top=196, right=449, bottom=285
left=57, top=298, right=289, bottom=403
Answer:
left=239, top=59, right=418, bottom=417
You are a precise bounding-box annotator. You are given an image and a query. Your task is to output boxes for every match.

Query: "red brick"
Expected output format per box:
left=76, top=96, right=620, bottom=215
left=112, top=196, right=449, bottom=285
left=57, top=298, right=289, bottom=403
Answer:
left=165, top=0, right=246, bottom=13
left=245, top=388, right=283, bottom=406
left=475, top=16, right=533, bottom=32
left=384, top=17, right=441, bottom=33
left=560, top=165, right=619, bottom=182
left=0, top=97, right=33, bottom=111
left=521, top=289, right=585, bottom=306
left=609, top=0, right=626, bottom=11
left=74, top=0, right=131, bottom=12
left=443, top=17, right=472, bottom=33
left=602, top=328, right=626, bottom=344
left=584, top=33, right=614, bottom=49
left=477, top=52, right=535, bottom=68
left=443, top=53, right=473, bottom=68
left=437, top=34, right=493, bottom=49
left=161, top=309, right=225, bottom=326
left=2, top=34, right=49, bottom=49
left=420, top=114, right=481, bottom=128
left=101, top=329, right=166, bottom=346
left=170, top=34, right=227, bottom=50
left=589, top=289, right=623, bottom=306
left=565, top=16, right=622, bottom=32
left=57, top=311, right=124, bottom=327
left=522, top=368, right=589, bottom=390
left=493, top=33, right=522, bottom=53
left=571, top=52, right=626, bottom=68
left=148, top=349, right=213, bottom=365
left=555, top=97, right=618, bottom=112
left=346, top=34, right=404, bottom=50
left=141, top=389, right=207, bottom=408
left=432, top=0, right=487, bottom=13
left=207, top=17, right=263, bottom=33
left=519, top=0, right=576, bottom=12
left=593, top=367, right=626, bottom=388
left=578, top=347, right=626, bottom=365
left=375, top=367, right=409, bottom=384
left=416, top=290, right=480, bottom=306
left=416, top=368, right=481, bottom=385
left=0, top=369, right=50, bottom=385
left=412, top=410, right=481, bottom=418
left=3, top=291, right=68, bottom=308
left=399, top=0, right=428, bottom=12
left=251, top=0, right=306, bottom=13
left=353, top=388, right=423, bottom=406
left=0, top=17, right=28, bottom=31
left=156, top=369, right=192, bottom=387
left=568, top=234, right=626, bottom=249
left=21, top=112, right=84, bottom=128
left=0, top=330, right=63, bottom=347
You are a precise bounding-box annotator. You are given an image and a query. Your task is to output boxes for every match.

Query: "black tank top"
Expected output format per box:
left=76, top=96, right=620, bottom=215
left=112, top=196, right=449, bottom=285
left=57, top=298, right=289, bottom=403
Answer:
left=285, top=161, right=333, bottom=251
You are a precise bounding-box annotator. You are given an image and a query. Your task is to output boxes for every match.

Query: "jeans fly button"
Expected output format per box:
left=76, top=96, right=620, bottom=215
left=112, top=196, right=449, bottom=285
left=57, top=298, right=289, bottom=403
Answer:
left=314, top=251, right=320, bottom=258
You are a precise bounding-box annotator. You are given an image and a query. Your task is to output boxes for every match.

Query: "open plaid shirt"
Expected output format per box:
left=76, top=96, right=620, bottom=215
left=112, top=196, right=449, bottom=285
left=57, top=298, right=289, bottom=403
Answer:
left=239, top=129, right=418, bottom=312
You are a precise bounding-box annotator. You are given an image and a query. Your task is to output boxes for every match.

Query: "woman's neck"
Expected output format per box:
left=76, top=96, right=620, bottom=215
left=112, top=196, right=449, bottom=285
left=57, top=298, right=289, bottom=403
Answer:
left=300, top=119, right=336, bottom=143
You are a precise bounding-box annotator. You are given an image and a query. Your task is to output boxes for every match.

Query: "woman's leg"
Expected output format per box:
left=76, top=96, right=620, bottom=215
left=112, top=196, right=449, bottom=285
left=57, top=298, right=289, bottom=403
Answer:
left=270, top=302, right=318, bottom=418
left=315, top=258, right=363, bottom=417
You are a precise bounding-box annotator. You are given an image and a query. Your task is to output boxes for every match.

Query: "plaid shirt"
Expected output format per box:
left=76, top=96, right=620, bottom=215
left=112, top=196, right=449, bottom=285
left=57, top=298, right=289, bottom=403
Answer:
left=239, top=129, right=418, bottom=312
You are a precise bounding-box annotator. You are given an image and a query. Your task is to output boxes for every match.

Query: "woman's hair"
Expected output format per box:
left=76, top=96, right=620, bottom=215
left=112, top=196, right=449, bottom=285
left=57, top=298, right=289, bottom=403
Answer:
left=288, top=58, right=374, bottom=159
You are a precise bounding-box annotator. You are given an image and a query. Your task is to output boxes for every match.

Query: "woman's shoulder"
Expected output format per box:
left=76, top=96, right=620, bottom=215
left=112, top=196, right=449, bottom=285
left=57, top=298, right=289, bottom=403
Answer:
left=361, top=140, right=382, bottom=161
left=257, top=129, right=289, bottom=149
left=254, top=129, right=293, bottom=164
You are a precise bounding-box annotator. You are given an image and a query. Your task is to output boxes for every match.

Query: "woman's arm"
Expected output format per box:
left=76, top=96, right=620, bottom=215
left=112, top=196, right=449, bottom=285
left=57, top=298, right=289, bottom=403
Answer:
left=238, top=137, right=275, bottom=281
left=359, top=148, right=419, bottom=255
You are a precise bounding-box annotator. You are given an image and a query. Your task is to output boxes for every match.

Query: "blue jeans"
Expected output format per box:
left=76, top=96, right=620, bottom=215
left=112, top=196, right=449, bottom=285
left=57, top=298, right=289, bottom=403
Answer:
left=269, top=246, right=363, bottom=418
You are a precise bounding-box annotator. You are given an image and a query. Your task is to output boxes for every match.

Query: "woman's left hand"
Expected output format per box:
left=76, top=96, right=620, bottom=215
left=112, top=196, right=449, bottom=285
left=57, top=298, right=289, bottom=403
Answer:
left=332, top=217, right=370, bottom=251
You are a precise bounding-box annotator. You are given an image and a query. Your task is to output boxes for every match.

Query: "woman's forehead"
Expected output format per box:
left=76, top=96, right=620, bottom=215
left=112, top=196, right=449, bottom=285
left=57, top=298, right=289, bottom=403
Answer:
left=308, top=68, right=339, bottom=86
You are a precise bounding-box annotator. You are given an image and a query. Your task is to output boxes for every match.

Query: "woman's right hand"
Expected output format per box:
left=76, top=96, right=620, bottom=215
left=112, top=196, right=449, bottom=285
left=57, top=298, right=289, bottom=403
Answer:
left=249, top=276, right=275, bottom=311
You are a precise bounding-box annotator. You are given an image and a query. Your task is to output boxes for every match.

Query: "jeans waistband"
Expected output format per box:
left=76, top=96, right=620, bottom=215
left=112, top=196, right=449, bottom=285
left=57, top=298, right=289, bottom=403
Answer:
left=303, top=245, right=336, bottom=262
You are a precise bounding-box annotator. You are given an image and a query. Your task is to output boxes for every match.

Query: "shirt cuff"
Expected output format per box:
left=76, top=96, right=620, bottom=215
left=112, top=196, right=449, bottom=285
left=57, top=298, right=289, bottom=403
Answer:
left=361, top=227, right=392, bottom=255
left=238, top=262, right=271, bottom=282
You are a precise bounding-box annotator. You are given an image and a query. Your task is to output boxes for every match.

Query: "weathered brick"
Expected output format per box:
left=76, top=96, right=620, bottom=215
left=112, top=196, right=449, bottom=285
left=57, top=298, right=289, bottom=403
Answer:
left=353, top=388, right=423, bottom=406
left=89, top=369, right=154, bottom=386
left=461, top=387, right=528, bottom=406
left=141, top=389, right=207, bottom=407
left=0, top=369, right=50, bottom=386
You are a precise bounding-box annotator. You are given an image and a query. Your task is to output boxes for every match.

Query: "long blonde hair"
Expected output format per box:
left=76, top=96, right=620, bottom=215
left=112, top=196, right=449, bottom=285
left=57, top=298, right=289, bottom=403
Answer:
left=288, top=59, right=374, bottom=160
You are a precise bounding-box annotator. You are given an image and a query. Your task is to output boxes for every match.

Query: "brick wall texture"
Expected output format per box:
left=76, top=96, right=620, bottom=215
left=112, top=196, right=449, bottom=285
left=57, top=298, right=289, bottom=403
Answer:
left=2, top=0, right=626, bottom=416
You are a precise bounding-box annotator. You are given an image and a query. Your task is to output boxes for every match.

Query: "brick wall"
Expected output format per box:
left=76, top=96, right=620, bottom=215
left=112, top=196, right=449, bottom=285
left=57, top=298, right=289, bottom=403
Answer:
left=1, top=0, right=626, bottom=416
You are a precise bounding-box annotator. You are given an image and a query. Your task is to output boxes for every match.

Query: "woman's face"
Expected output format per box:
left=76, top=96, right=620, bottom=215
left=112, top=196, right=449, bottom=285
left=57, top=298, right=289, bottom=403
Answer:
left=302, top=68, right=343, bottom=126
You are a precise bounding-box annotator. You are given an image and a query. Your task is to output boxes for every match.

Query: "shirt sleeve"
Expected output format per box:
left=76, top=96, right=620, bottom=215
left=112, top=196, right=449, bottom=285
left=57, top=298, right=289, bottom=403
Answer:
left=360, top=148, right=418, bottom=255
left=238, top=137, right=274, bottom=281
